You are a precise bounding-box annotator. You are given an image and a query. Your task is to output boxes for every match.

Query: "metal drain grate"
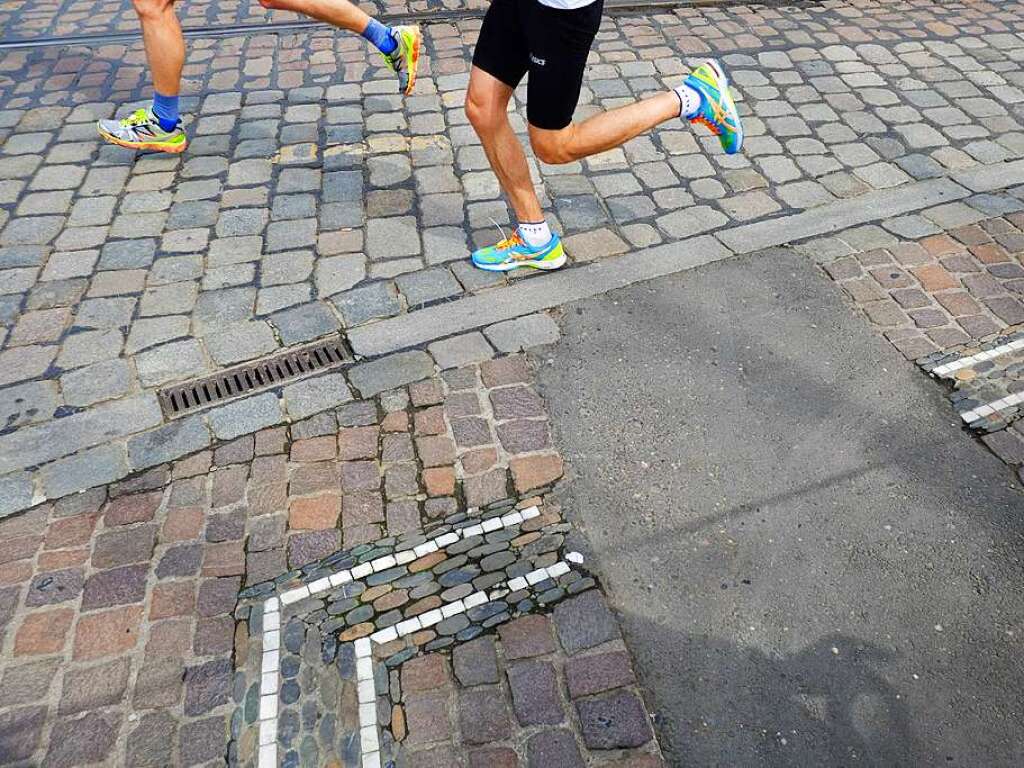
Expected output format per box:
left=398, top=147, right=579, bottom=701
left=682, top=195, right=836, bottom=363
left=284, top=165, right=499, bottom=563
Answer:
left=158, top=336, right=353, bottom=418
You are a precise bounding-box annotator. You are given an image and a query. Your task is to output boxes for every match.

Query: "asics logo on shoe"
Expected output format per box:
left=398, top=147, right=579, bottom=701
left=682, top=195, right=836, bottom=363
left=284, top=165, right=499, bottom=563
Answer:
left=530, top=53, right=546, bottom=66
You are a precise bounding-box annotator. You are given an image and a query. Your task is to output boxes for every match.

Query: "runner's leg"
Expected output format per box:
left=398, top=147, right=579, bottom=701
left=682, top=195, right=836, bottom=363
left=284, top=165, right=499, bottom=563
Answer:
left=259, top=0, right=421, bottom=94
left=465, top=67, right=545, bottom=225
left=258, top=0, right=371, bottom=35
left=527, top=92, right=681, bottom=165
left=96, top=0, right=189, bottom=152
left=135, top=0, right=184, bottom=102
left=529, top=62, right=741, bottom=164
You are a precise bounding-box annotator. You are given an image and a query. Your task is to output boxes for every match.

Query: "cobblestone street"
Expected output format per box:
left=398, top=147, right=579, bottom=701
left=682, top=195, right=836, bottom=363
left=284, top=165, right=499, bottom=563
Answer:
left=1, top=0, right=1024, bottom=765
left=4, top=0, right=1024, bottom=509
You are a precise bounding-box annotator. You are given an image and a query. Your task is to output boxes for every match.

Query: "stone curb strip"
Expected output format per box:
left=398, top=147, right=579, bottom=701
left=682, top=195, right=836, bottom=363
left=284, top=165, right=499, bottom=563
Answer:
left=351, top=157, right=1024, bottom=357
left=2, top=157, right=1023, bottom=518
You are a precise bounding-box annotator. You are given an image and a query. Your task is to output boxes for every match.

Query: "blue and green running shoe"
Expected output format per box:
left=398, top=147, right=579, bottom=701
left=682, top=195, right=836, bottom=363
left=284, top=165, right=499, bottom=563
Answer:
left=471, top=230, right=567, bottom=272
left=684, top=59, right=743, bottom=155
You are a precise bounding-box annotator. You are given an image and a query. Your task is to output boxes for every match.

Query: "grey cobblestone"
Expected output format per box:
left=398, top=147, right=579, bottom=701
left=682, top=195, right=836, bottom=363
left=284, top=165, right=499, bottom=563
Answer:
left=484, top=314, right=561, bottom=353
left=349, top=350, right=435, bottom=398
left=207, top=392, right=284, bottom=441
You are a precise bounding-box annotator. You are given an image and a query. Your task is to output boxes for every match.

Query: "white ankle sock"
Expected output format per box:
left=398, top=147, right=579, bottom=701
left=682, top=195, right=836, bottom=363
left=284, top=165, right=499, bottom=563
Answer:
left=674, top=84, right=701, bottom=119
left=518, top=220, right=552, bottom=248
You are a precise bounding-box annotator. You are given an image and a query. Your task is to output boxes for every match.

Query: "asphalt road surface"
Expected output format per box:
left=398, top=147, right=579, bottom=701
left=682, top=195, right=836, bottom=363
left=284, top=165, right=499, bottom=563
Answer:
left=540, top=248, right=1024, bottom=768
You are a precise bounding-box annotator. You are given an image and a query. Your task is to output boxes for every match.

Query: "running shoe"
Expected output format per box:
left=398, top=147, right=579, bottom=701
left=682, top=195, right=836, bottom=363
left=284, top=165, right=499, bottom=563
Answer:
left=471, top=230, right=567, bottom=272
left=382, top=25, right=422, bottom=96
left=97, top=108, right=188, bottom=154
left=684, top=59, right=743, bottom=155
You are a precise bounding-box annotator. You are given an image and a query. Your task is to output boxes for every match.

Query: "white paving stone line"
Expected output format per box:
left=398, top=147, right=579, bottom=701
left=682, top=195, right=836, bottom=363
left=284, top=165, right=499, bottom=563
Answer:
left=959, top=391, right=1024, bottom=425
left=930, top=337, right=1024, bottom=377
left=256, top=506, right=543, bottom=768
left=355, top=556, right=579, bottom=768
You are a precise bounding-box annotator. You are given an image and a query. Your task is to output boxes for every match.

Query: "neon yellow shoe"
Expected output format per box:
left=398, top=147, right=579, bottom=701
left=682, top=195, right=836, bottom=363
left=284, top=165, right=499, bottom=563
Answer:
left=382, top=25, right=422, bottom=96
left=97, top=108, right=188, bottom=154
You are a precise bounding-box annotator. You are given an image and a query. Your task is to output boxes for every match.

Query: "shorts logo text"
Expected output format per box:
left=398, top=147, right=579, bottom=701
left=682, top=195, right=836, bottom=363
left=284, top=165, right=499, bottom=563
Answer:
left=530, top=53, right=546, bottom=66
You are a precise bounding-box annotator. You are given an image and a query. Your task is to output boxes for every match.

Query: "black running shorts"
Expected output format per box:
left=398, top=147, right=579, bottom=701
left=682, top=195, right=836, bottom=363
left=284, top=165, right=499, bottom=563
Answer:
left=472, top=0, right=604, bottom=131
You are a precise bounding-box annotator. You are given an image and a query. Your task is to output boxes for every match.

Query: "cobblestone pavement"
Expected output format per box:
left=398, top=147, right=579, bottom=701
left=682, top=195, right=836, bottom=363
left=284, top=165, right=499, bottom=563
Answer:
left=4, top=0, right=1024, bottom=516
left=0, top=0, right=489, bottom=41
left=0, top=350, right=665, bottom=767
left=809, top=210, right=1024, bottom=479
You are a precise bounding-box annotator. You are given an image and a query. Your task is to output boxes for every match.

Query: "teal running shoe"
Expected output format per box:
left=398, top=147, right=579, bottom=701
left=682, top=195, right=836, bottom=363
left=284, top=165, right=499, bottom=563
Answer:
left=683, top=59, right=743, bottom=155
left=471, top=230, right=567, bottom=272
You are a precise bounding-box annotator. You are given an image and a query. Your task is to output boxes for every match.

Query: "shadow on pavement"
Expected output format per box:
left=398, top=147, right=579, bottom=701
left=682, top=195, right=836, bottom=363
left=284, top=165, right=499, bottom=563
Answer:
left=539, top=247, right=1024, bottom=768
left=622, top=614, right=938, bottom=768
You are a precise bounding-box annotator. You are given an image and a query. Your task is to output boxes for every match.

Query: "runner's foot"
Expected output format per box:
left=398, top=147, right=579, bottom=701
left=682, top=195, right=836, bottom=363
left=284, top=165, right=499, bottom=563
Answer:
left=682, top=60, right=743, bottom=155
left=472, top=230, right=567, bottom=272
left=383, top=25, right=422, bottom=96
left=97, top=108, right=188, bottom=153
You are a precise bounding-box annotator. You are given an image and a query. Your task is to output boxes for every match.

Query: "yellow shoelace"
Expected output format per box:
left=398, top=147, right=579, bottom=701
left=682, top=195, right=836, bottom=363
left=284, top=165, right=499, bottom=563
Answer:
left=121, top=108, right=151, bottom=127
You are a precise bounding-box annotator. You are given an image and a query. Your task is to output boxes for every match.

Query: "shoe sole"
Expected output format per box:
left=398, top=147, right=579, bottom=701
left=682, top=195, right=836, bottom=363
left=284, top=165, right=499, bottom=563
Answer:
left=473, top=253, right=568, bottom=272
left=404, top=27, right=422, bottom=96
left=97, top=127, right=188, bottom=154
left=705, top=58, right=744, bottom=155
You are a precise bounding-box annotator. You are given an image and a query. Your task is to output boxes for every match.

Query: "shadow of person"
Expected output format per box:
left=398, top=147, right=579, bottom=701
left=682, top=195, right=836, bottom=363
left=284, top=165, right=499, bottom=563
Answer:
left=620, top=618, right=941, bottom=768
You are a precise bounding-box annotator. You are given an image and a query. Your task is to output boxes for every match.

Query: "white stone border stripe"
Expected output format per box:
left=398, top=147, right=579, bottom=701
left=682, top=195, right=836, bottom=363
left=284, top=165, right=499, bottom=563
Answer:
left=959, top=391, right=1024, bottom=425
left=930, top=337, right=1024, bottom=377
left=355, top=556, right=580, bottom=768
left=256, top=506, right=544, bottom=768
left=278, top=506, right=541, bottom=606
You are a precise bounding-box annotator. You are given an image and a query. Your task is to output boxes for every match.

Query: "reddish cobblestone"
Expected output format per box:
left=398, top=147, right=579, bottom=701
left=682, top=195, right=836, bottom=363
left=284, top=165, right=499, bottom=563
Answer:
left=342, top=491, right=385, bottom=526
left=104, top=492, right=161, bottom=526
left=403, top=654, right=450, bottom=693
left=481, top=356, right=531, bottom=388
left=404, top=691, right=452, bottom=746
left=290, top=435, right=338, bottom=462
left=499, top=615, right=556, bottom=660
left=382, top=411, right=410, bottom=432
left=201, top=541, right=245, bottom=577
left=44, top=513, right=97, bottom=550
left=423, top=466, right=456, bottom=497
left=510, top=454, right=564, bottom=492
left=161, top=506, right=204, bottom=542
left=410, top=378, right=444, bottom=407
left=338, top=426, right=379, bottom=460
left=14, top=607, right=73, bottom=656
left=414, top=406, right=446, bottom=436
left=150, top=581, right=195, bottom=620
left=288, top=493, right=341, bottom=529
left=73, top=605, right=143, bottom=660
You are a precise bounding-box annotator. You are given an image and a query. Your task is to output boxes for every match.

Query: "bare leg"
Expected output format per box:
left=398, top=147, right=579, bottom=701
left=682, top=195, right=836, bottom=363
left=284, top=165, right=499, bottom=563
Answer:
left=529, top=91, right=680, bottom=165
left=465, top=66, right=545, bottom=224
left=133, top=0, right=185, bottom=96
left=259, top=0, right=372, bottom=34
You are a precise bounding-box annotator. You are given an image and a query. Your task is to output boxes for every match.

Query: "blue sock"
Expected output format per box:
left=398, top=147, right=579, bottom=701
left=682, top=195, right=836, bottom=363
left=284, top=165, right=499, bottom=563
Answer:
left=362, top=19, right=397, bottom=55
left=151, top=91, right=180, bottom=132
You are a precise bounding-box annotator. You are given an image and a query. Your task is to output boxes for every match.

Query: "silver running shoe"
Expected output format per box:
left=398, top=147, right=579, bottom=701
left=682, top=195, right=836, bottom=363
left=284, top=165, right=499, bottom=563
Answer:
left=97, top=108, right=188, bottom=153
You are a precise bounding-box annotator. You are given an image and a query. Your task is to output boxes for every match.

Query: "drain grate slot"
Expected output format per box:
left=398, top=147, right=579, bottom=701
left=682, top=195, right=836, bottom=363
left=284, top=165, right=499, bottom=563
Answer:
left=158, top=335, right=354, bottom=419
